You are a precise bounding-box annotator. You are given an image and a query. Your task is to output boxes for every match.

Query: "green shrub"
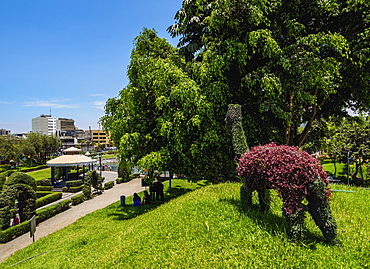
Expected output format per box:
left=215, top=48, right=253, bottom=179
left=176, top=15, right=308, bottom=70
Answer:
left=36, top=191, right=53, bottom=198
left=71, top=193, right=86, bottom=205
left=104, top=181, right=114, bottom=190
left=66, top=180, right=83, bottom=187
left=36, top=192, right=62, bottom=208
left=37, top=186, right=53, bottom=191
left=116, top=177, right=124, bottom=184
left=0, top=219, right=30, bottom=243
left=36, top=199, right=71, bottom=224
left=18, top=165, right=47, bottom=173
left=83, top=185, right=91, bottom=198
left=36, top=178, right=51, bottom=186
left=69, top=185, right=84, bottom=193
left=0, top=194, right=11, bottom=231
left=62, top=186, right=68, bottom=192
left=0, top=170, right=16, bottom=190
left=4, top=172, right=37, bottom=191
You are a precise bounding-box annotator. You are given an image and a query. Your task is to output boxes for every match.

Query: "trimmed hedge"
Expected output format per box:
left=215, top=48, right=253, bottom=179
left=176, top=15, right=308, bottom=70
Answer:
left=71, top=193, right=86, bottom=205
left=69, top=185, right=84, bottom=193
left=104, top=181, right=114, bottom=190
left=0, top=219, right=31, bottom=243
left=66, top=180, right=83, bottom=188
left=37, top=186, right=53, bottom=191
left=36, top=178, right=52, bottom=186
left=36, top=199, right=71, bottom=224
left=36, top=192, right=62, bottom=208
left=116, top=177, right=124, bottom=184
left=36, top=191, right=53, bottom=198
left=0, top=198, right=71, bottom=243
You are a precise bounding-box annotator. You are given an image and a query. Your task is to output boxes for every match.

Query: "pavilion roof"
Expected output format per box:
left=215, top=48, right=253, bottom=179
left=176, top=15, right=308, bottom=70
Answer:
left=47, top=154, right=97, bottom=167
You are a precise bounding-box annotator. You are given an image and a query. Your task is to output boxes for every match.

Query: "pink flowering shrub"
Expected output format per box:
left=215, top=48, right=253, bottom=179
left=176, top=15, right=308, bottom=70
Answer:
left=237, top=143, right=330, bottom=214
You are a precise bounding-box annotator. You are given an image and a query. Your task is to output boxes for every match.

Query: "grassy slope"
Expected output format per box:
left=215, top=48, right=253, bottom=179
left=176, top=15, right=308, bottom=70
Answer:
left=1, top=181, right=369, bottom=268
left=26, top=168, right=51, bottom=181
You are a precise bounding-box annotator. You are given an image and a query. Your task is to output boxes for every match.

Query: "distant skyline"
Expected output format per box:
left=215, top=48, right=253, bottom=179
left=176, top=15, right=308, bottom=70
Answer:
left=0, top=0, right=182, bottom=133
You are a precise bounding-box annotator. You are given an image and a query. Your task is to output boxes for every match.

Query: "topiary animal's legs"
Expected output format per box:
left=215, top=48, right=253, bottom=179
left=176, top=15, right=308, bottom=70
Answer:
left=258, top=189, right=271, bottom=212
left=306, top=180, right=342, bottom=246
left=307, top=200, right=341, bottom=245
left=283, top=207, right=306, bottom=241
left=240, top=184, right=252, bottom=210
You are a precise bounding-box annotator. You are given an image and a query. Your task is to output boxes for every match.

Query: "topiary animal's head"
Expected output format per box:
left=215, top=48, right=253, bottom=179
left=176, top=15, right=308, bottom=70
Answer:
left=237, top=143, right=329, bottom=214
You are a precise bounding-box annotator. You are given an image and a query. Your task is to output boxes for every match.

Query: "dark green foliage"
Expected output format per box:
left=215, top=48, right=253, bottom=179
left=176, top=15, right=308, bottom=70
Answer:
left=116, top=177, right=124, bottom=184
left=283, top=206, right=306, bottom=242
left=4, top=172, right=37, bottom=191
left=36, top=186, right=53, bottom=191
left=0, top=219, right=30, bottom=243
left=71, top=193, right=86, bottom=205
left=104, top=181, right=114, bottom=190
left=118, top=159, right=131, bottom=182
left=0, top=193, right=11, bottom=231
left=36, top=191, right=53, bottom=198
left=66, top=180, right=83, bottom=187
left=36, top=192, right=62, bottom=208
left=36, top=199, right=71, bottom=224
left=82, top=185, right=91, bottom=198
left=84, top=170, right=103, bottom=193
left=68, top=185, right=84, bottom=193
left=0, top=170, right=16, bottom=191
left=36, top=178, right=51, bottom=186
left=225, top=104, right=249, bottom=157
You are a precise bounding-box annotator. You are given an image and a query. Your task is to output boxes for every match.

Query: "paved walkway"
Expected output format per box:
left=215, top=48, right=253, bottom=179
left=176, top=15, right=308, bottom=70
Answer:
left=0, top=171, right=146, bottom=263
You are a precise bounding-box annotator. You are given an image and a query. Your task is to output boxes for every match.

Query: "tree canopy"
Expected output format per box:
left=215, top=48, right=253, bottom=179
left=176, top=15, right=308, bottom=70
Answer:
left=102, top=0, right=370, bottom=182
left=101, top=28, right=234, bottom=182
left=169, top=0, right=370, bottom=146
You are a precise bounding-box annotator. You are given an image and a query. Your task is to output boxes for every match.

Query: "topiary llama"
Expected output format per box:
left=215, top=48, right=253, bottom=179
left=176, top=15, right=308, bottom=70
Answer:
left=225, top=104, right=341, bottom=245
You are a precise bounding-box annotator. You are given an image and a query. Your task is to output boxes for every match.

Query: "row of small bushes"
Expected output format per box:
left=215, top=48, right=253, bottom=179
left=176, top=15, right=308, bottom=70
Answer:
left=104, top=181, right=114, bottom=190
left=71, top=193, right=86, bottom=205
left=0, top=165, right=47, bottom=174
left=62, top=185, right=84, bottom=193
left=116, top=177, right=124, bottom=184
left=36, top=192, right=62, bottom=208
left=36, top=178, right=52, bottom=186
left=0, top=199, right=71, bottom=243
left=66, top=180, right=83, bottom=187
left=37, top=186, right=53, bottom=191
left=36, top=191, right=52, bottom=198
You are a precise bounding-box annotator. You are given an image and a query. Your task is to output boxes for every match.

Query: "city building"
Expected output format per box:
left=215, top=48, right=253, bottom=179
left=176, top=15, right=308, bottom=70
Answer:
left=89, top=130, right=111, bottom=147
left=0, top=128, right=11, bottom=136
left=32, top=115, right=60, bottom=136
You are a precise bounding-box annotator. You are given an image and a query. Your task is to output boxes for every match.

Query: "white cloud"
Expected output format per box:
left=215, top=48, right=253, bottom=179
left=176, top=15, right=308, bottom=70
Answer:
left=93, top=101, right=106, bottom=110
left=0, top=101, right=13, bottom=105
left=91, top=93, right=106, bottom=97
left=23, top=100, right=79, bottom=109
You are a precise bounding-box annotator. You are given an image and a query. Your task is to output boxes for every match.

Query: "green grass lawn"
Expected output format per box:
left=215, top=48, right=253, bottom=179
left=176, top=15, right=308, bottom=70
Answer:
left=1, top=180, right=369, bottom=268
left=26, top=168, right=51, bottom=181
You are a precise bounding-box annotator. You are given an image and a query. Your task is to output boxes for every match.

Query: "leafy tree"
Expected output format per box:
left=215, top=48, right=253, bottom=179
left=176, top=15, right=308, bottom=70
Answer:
left=102, top=29, right=234, bottom=182
left=329, top=116, right=370, bottom=185
left=169, top=0, right=370, bottom=147
left=0, top=136, right=20, bottom=163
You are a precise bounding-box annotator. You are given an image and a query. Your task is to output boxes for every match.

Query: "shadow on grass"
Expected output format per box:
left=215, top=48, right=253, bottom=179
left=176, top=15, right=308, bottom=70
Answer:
left=221, top=197, right=327, bottom=248
left=106, top=184, right=200, bottom=221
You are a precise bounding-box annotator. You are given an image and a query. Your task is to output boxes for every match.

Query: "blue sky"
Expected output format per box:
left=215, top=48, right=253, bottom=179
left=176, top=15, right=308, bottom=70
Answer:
left=0, top=0, right=182, bottom=133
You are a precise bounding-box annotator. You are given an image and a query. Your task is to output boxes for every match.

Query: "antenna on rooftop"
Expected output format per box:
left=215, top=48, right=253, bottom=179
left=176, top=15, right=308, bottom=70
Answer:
left=50, top=107, right=52, bottom=117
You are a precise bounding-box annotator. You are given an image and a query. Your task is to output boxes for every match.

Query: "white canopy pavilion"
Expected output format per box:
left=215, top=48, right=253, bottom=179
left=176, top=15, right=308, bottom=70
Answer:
left=46, top=150, right=97, bottom=183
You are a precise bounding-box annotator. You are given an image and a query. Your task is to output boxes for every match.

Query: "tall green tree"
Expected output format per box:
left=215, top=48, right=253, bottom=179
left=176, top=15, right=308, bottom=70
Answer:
left=101, top=29, right=234, bottom=182
left=169, top=0, right=370, bottom=146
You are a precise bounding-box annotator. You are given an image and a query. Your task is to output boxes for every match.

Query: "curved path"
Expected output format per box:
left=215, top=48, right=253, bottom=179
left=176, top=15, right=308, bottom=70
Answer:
left=0, top=171, right=146, bottom=263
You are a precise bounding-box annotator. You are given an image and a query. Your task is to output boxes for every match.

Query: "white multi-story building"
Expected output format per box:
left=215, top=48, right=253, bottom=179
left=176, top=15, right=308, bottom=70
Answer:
left=32, top=115, right=60, bottom=135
